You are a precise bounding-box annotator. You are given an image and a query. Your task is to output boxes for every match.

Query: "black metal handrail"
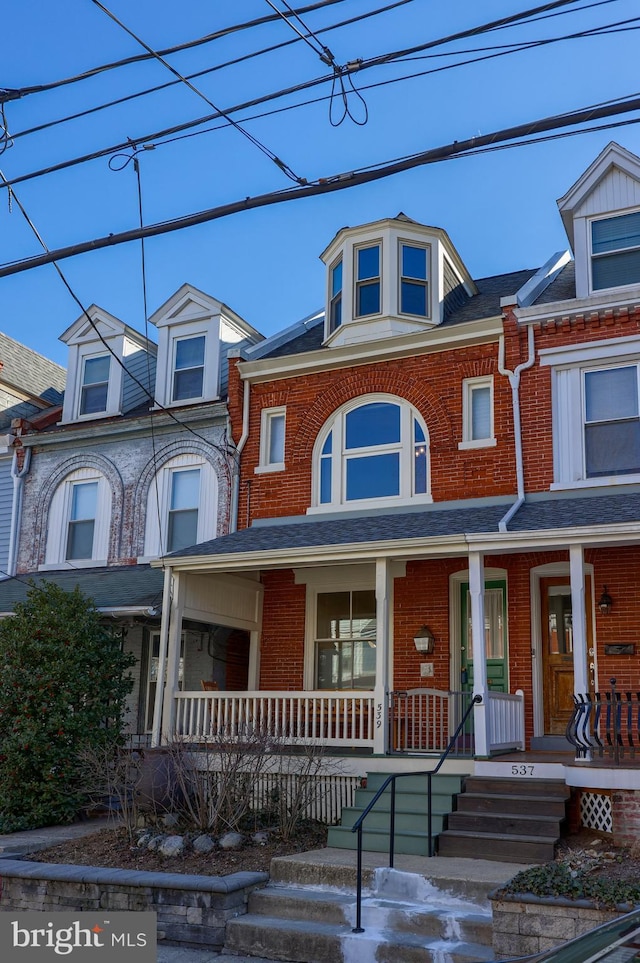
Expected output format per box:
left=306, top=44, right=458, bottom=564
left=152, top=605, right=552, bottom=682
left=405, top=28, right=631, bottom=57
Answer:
left=349, top=693, right=482, bottom=933
left=566, top=678, right=640, bottom=764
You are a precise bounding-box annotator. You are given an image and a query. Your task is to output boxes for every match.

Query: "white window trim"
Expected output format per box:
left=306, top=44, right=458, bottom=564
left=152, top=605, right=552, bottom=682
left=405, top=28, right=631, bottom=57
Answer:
left=327, top=255, right=343, bottom=335
left=64, top=342, right=123, bottom=423
left=41, top=469, right=111, bottom=569
left=398, top=237, right=431, bottom=320
left=255, top=406, right=286, bottom=474
left=459, top=376, right=496, bottom=449
left=588, top=207, right=640, bottom=296
left=549, top=346, right=640, bottom=490
left=308, top=394, right=432, bottom=514
left=142, top=454, right=217, bottom=559
left=155, top=318, right=221, bottom=408
left=353, top=239, right=383, bottom=320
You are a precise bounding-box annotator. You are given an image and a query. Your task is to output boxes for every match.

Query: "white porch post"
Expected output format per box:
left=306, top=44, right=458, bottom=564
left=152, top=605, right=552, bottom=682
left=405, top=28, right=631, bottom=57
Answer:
left=151, top=565, right=172, bottom=747
left=160, top=570, right=186, bottom=745
left=469, top=551, right=490, bottom=757
left=247, top=577, right=263, bottom=690
left=570, top=544, right=589, bottom=695
left=374, top=557, right=392, bottom=754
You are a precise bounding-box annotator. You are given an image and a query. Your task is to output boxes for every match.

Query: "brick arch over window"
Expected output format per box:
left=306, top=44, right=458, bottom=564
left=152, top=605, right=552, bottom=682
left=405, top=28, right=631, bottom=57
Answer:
left=35, top=454, right=123, bottom=567
left=132, top=439, right=228, bottom=558
left=290, top=372, right=453, bottom=467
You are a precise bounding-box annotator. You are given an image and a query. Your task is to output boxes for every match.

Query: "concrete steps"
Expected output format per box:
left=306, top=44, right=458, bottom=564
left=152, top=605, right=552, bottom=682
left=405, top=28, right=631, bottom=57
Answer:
left=224, top=859, right=496, bottom=963
left=437, top=776, right=570, bottom=863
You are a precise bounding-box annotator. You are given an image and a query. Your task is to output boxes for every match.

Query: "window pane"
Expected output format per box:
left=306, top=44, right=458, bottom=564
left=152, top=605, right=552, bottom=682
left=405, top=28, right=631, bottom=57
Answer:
left=357, top=245, right=379, bottom=280
left=592, top=212, right=640, bottom=254
left=471, top=385, right=491, bottom=439
left=167, top=508, right=198, bottom=552
left=331, top=260, right=342, bottom=296
left=357, top=281, right=380, bottom=316
left=592, top=248, right=640, bottom=290
left=66, top=519, right=95, bottom=560
left=317, top=592, right=350, bottom=638
left=402, top=244, right=426, bottom=280
left=83, top=356, right=110, bottom=385
left=352, top=590, right=376, bottom=638
left=71, top=482, right=98, bottom=520
left=401, top=280, right=427, bottom=316
left=320, top=454, right=331, bottom=503
left=268, top=414, right=285, bottom=464
left=414, top=417, right=427, bottom=494
left=346, top=453, right=399, bottom=499
left=585, top=368, right=638, bottom=421
left=171, top=469, right=200, bottom=509
left=173, top=367, right=204, bottom=401
left=345, top=402, right=400, bottom=449
left=330, top=295, right=342, bottom=331
left=322, top=432, right=332, bottom=455
left=81, top=383, right=108, bottom=414
left=175, top=337, right=205, bottom=369
left=586, top=420, right=640, bottom=476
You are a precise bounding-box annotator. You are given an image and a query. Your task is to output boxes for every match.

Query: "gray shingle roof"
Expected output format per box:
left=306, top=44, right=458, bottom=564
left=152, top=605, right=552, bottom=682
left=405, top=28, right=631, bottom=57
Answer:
left=510, top=491, right=640, bottom=531
left=531, top=260, right=576, bottom=305
left=0, top=331, right=65, bottom=400
left=0, top=565, right=164, bottom=615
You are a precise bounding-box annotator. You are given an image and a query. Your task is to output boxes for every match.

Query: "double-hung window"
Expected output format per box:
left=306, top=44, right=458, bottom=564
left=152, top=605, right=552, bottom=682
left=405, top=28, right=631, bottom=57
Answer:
left=400, top=242, right=429, bottom=316
left=591, top=212, right=640, bottom=291
left=584, top=365, right=640, bottom=477
left=257, top=408, right=286, bottom=472
left=355, top=244, right=381, bottom=317
left=460, top=377, right=494, bottom=448
left=66, top=481, right=98, bottom=560
left=315, top=590, right=376, bottom=689
left=167, top=468, right=200, bottom=552
left=80, top=356, right=110, bottom=415
left=173, top=336, right=205, bottom=402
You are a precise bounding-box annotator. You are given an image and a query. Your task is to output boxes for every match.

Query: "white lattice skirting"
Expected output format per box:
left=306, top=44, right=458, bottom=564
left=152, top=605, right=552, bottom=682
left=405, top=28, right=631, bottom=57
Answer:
left=580, top=791, right=613, bottom=834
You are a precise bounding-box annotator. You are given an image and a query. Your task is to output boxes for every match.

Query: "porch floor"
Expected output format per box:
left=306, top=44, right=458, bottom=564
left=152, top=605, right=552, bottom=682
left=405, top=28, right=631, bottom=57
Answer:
left=490, top=750, right=640, bottom=769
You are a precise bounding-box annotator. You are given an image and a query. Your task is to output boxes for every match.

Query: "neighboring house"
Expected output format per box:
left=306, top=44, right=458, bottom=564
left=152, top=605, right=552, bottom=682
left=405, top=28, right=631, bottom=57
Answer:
left=149, top=142, right=640, bottom=841
left=0, top=286, right=263, bottom=740
left=0, top=332, right=66, bottom=578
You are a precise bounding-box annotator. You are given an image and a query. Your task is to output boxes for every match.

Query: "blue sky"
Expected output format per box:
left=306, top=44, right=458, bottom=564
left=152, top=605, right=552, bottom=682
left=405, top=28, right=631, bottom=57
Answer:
left=2, top=0, right=640, bottom=366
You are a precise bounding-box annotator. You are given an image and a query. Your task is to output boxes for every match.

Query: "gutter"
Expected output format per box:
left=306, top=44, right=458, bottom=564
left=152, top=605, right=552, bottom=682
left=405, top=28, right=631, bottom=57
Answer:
left=7, top=444, right=31, bottom=577
left=498, top=324, right=535, bottom=532
left=229, top=377, right=250, bottom=534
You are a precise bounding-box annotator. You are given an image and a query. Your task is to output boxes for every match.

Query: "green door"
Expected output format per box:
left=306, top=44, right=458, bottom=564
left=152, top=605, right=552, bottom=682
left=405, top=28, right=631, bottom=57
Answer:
left=460, top=580, right=507, bottom=693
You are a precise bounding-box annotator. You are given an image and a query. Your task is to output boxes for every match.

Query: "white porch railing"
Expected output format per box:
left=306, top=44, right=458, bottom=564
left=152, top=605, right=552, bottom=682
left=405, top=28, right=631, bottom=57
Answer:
left=389, top=688, right=475, bottom=754
left=173, top=690, right=375, bottom=748
left=488, top=688, right=525, bottom=751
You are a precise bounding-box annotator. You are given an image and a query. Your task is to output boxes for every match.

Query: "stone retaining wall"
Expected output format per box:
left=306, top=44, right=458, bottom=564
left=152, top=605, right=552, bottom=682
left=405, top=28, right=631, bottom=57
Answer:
left=491, top=894, right=623, bottom=959
left=0, top=858, right=267, bottom=948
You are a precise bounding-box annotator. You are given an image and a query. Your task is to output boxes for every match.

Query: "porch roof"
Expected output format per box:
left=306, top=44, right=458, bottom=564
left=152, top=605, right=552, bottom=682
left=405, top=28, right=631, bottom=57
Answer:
left=158, top=489, right=640, bottom=571
left=0, top=565, right=164, bottom=616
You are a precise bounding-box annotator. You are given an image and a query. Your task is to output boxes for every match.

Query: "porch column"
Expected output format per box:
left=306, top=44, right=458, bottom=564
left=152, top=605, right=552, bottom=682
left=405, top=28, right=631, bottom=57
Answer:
left=247, top=576, right=263, bottom=690
left=160, top=570, right=186, bottom=745
left=570, top=544, right=590, bottom=695
left=151, top=565, right=172, bottom=747
left=374, top=557, right=392, bottom=754
left=469, top=551, right=491, bottom=757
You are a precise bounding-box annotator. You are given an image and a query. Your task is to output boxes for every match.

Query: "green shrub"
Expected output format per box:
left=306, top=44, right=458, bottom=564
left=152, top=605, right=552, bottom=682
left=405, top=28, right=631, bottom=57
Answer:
left=497, top=861, right=640, bottom=909
left=0, top=582, right=134, bottom=831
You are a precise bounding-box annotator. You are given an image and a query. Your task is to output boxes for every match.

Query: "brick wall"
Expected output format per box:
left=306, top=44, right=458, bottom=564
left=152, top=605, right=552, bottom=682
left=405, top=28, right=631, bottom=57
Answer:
left=611, top=790, right=640, bottom=847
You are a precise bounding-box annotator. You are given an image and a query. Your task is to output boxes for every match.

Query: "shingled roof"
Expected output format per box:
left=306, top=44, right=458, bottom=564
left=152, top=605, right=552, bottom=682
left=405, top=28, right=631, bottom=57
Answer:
left=0, top=565, right=164, bottom=615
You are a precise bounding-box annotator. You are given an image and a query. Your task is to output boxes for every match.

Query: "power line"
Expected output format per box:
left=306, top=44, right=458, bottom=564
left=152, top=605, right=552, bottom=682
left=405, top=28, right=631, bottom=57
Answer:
left=0, top=1, right=628, bottom=195
left=3, top=93, right=640, bottom=280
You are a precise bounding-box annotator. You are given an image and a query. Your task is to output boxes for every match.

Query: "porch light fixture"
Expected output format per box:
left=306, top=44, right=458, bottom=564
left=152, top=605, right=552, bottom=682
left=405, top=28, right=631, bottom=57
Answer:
left=413, top=625, right=435, bottom=654
left=598, top=586, right=613, bottom=615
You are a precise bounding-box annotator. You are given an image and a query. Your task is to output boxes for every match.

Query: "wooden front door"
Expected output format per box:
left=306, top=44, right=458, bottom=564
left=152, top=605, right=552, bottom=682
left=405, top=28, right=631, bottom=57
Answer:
left=541, top=577, right=593, bottom=735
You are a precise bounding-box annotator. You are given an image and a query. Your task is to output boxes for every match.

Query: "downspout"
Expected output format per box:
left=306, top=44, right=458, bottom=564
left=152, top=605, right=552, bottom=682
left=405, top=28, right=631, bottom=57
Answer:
left=498, top=323, right=535, bottom=532
left=229, top=376, right=250, bottom=534
left=7, top=441, right=31, bottom=576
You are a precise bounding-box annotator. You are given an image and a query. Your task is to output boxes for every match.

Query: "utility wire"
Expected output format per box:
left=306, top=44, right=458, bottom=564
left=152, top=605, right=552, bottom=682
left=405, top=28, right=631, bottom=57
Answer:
left=89, top=0, right=306, bottom=185
left=3, top=92, right=640, bottom=280
left=1, top=3, right=630, bottom=195
left=9, top=0, right=414, bottom=144
left=0, top=0, right=349, bottom=102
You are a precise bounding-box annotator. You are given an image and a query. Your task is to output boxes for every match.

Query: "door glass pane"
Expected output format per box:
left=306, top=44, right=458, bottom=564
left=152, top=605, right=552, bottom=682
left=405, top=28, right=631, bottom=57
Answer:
left=547, top=587, right=572, bottom=655
left=466, top=588, right=504, bottom=659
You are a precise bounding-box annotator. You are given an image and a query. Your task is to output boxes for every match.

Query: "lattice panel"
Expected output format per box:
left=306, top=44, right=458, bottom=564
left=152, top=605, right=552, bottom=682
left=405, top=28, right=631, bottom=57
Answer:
left=580, top=791, right=612, bottom=834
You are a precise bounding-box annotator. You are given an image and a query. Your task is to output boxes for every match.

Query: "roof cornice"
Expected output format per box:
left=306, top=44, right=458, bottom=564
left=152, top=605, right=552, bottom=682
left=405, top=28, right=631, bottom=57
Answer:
left=237, top=316, right=504, bottom=383
left=513, top=287, right=640, bottom=325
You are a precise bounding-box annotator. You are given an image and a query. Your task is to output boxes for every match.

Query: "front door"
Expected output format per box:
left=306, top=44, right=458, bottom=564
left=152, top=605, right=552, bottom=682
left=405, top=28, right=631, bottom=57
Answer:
left=540, top=578, right=593, bottom=735
left=461, top=580, right=508, bottom=693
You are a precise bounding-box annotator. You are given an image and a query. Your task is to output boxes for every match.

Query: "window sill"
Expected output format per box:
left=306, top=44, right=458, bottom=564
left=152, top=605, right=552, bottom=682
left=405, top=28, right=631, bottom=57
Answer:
left=458, top=438, right=497, bottom=450
left=550, top=473, right=640, bottom=491
left=307, top=493, right=433, bottom=514
left=38, top=559, right=108, bottom=571
left=254, top=463, right=285, bottom=475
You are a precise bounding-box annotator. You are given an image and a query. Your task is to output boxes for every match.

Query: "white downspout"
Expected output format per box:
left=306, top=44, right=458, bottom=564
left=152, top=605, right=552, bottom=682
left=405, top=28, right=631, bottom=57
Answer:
left=7, top=444, right=31, bottom=576
left=229, top=376, right=250, bottom=534
left=498, top=324, right=535, bottom=532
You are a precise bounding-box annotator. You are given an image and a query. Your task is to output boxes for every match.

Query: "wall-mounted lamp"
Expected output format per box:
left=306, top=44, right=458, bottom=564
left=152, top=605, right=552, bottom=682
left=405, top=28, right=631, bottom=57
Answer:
left=598, top=586, right=613, bottom=615
left=413, top=625, right=435, bottom=654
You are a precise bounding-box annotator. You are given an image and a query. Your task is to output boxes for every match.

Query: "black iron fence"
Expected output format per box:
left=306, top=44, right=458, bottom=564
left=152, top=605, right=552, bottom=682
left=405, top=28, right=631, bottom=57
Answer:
left=567, top=678, right=640, bottom=763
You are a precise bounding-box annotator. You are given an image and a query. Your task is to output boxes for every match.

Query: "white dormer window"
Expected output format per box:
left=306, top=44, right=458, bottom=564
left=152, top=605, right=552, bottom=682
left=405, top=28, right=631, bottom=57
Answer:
left=591, top=211, right=640, bottom=291
left=173, top=335, right=205, bottom=402
left=355, top=243, right=381, bottom=317
left=399, top=242, right=429, bottom=317
left=329, top=258, right=342, bottom=333
left=80, top=355, right=110, bottom=415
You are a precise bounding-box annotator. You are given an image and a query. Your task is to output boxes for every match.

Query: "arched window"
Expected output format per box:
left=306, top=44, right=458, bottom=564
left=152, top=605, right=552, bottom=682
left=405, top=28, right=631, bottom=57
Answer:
left=143, top=454, right=218, bottom=558
left=312, top=396, right=431, bottom=510
left=44, top=468, right=112, bottom=567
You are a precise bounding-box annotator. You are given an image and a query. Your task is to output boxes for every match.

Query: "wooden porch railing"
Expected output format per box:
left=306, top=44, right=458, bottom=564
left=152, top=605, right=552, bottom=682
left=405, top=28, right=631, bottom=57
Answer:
left=488, top=689, right=526, bottom=752
left=173, top=690, right=375, bottom=748
left=567, top=678, right=640, bottom=763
